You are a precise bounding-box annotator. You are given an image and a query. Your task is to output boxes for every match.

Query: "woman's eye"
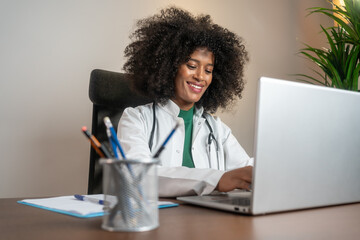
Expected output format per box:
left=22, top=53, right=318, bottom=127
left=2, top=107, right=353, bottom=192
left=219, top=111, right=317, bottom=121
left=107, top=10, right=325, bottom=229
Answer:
left=186, top=64, right=196, bottom=70
left=205, top=69, right=213, bottom=74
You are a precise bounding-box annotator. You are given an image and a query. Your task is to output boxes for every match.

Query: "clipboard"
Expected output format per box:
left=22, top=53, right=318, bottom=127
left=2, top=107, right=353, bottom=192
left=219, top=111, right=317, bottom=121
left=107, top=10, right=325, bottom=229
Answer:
left=18, top=194, right=178, bottom=218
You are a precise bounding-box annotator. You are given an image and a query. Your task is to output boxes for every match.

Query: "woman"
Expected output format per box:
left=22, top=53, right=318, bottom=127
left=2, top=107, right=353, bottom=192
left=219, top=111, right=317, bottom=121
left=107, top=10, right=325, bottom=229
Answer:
left=118, top=7, right=253, bottom=197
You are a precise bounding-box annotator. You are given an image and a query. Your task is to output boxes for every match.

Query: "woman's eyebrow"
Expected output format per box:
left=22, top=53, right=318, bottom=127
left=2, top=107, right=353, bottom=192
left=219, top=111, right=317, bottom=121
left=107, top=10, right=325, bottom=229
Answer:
left=188, top=58, right=214, bottom=66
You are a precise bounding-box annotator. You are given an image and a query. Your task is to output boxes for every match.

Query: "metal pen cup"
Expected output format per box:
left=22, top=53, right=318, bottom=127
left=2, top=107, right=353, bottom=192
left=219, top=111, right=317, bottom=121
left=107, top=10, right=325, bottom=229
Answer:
left=100, top=158, right=159, bottom=232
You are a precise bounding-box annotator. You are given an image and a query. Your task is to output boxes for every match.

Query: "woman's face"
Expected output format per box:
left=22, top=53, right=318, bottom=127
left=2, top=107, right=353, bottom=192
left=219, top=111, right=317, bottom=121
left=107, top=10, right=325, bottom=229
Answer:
left=172, top=48, right=214, bottom=111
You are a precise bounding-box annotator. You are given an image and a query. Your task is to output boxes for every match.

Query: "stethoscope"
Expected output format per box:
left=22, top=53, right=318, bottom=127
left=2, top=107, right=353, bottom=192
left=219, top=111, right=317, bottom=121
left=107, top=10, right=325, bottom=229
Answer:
left=203, top=114, right=221, bottom=169
left=149, top=103, right=221, bottom=169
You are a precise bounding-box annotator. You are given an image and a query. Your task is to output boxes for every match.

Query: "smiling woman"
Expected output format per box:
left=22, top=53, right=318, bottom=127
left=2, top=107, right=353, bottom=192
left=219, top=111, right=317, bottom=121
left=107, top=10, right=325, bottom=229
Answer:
left=118, top=7, right=253, bottom=197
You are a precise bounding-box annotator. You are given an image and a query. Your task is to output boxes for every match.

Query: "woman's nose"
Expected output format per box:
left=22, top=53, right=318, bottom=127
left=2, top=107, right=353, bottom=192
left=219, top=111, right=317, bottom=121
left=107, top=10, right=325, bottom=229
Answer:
left=194, top=68, right=205, bottom=81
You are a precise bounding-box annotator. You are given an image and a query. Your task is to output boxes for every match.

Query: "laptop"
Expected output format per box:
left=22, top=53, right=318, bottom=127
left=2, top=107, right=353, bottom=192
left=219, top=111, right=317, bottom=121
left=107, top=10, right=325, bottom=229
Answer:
left=177, top=76, right=360, bottom=215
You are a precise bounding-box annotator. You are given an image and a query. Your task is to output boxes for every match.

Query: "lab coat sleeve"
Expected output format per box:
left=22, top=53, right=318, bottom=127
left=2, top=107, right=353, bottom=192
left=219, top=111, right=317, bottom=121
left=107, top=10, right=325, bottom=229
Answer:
left=214, top=116, right=254, bottom=170
left=223, top=134, right=254, bottom=170
left=157, top=166, right=225, bottom=197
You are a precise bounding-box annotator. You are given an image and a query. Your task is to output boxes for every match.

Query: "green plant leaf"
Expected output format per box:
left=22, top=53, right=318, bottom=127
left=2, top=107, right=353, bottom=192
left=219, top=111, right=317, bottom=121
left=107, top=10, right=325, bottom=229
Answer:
left=292, top=73, right=328, bottom=85
left=351, top=64, right=360, bottom=90
left=296, top=1, right=359, bottom=91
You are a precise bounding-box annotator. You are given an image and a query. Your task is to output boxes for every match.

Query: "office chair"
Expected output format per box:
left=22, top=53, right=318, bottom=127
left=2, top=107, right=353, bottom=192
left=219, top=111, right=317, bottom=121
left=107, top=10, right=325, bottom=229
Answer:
left=88, top=69, right=151, bottom=194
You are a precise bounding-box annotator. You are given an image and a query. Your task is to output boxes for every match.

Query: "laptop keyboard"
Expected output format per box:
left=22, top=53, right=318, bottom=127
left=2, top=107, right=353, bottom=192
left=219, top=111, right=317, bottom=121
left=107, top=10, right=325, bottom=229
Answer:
left=201, top=195, right=251, bottom=206
left=216, top=197, right=251, bottom=206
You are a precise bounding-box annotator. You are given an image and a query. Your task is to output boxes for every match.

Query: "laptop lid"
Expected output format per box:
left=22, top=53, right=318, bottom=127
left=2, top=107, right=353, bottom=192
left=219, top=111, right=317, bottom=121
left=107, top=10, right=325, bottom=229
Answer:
left=251, top=77, right=360, bottom=214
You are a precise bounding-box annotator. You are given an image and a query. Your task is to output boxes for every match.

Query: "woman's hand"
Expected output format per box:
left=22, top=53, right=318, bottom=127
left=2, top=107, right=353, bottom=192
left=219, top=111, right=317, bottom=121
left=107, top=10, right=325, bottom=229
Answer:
left=216, top=166, right=253, bottom=192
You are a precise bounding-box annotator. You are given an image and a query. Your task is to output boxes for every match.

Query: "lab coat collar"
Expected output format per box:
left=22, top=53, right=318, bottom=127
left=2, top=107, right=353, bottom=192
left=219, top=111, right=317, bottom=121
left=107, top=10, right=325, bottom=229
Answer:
left=159, top=100, right=204, bottom=119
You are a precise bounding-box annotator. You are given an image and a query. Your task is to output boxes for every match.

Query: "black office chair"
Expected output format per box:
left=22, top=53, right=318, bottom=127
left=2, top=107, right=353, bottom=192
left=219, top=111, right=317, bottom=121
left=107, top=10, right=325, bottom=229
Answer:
left=88, top=69, right=151, bottom=194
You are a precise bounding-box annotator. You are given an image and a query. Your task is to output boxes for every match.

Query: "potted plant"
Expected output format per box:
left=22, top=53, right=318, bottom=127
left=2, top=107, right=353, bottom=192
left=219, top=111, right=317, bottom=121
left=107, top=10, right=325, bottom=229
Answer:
left=297, top=0, right=360, bottom=91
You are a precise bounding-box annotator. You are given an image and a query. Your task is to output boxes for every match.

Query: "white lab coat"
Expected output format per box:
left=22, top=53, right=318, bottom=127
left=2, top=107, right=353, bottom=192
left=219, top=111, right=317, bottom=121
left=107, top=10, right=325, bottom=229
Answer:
left=118, top=100, right=253, bottom=197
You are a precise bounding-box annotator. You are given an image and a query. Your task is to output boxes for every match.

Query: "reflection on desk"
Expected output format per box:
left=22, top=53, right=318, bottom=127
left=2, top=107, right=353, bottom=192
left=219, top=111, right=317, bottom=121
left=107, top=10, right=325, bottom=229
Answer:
left=1, top=198, right=360, bottom=240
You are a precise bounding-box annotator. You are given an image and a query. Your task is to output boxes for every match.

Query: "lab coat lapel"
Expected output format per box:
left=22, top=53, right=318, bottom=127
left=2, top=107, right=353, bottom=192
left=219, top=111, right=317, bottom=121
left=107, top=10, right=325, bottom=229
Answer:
left=191, top=106, right=205, bottom=143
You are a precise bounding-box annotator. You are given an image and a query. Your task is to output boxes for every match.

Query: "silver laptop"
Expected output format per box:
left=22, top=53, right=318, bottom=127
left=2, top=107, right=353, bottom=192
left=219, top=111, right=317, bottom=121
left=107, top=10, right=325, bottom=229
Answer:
left=177, top=77, right=360, bottom=215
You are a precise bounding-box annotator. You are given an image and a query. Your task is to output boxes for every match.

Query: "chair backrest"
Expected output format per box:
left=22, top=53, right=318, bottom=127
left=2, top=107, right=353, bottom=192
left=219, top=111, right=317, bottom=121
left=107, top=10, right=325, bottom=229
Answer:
left=88, top=69, right=151, bottom=194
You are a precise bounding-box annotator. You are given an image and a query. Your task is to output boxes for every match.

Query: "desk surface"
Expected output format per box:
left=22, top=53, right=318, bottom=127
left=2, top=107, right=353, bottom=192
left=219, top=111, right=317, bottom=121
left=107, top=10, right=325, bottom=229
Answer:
left=1, top=198, right=360, bottom=240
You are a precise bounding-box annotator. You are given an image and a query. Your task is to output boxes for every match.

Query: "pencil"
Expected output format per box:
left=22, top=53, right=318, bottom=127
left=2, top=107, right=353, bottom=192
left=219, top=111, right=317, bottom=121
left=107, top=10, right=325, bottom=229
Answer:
left=81, top=126, right=112, bottom=158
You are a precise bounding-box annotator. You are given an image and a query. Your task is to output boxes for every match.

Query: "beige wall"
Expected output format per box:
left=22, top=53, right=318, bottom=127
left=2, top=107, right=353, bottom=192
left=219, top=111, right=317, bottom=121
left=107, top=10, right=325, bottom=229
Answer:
left=0, top=0, right=331, bottom=198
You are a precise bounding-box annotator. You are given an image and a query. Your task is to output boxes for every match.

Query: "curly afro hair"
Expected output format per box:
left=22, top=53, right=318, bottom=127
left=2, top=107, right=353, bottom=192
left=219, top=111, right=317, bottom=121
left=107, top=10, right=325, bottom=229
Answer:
left=123, top=7, right=249, bottom=113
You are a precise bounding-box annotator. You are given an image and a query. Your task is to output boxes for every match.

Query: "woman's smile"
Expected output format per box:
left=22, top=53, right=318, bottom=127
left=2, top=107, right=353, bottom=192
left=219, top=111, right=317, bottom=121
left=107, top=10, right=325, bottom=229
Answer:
left=187, top=81, right=204, bottom=92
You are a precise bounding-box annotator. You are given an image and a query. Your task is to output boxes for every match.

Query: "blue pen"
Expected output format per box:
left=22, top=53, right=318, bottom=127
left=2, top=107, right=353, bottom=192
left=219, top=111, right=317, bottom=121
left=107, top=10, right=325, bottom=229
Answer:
left=106, top=128, right=119, bottom=159
left=153, top=119, right=181, bottom=158
left=74, top=194, right=104, bottom=205
left=104, top=117, right=126, bottom=159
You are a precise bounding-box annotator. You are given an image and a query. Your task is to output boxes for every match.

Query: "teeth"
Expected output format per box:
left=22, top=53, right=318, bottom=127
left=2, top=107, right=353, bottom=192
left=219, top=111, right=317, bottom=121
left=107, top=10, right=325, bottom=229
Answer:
left=189, top=83, right=202, bottom=89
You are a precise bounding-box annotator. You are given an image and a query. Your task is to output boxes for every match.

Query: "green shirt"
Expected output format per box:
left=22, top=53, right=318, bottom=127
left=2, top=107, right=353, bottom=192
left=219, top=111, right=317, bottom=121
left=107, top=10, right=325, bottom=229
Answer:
left=178, top=106, right=195, bottom=168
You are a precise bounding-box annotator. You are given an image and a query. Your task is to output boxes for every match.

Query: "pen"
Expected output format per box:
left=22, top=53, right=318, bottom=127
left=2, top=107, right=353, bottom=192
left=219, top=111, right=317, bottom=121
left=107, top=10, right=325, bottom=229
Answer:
left=153, top=119, right=181, bottom=158
left=104, top=117, right=126, bottom=159
left=74, top=194, right=104, bottom=205
left=106, top=128, right=119, bottom=159
left=81, top=126, right=112, bottom=158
